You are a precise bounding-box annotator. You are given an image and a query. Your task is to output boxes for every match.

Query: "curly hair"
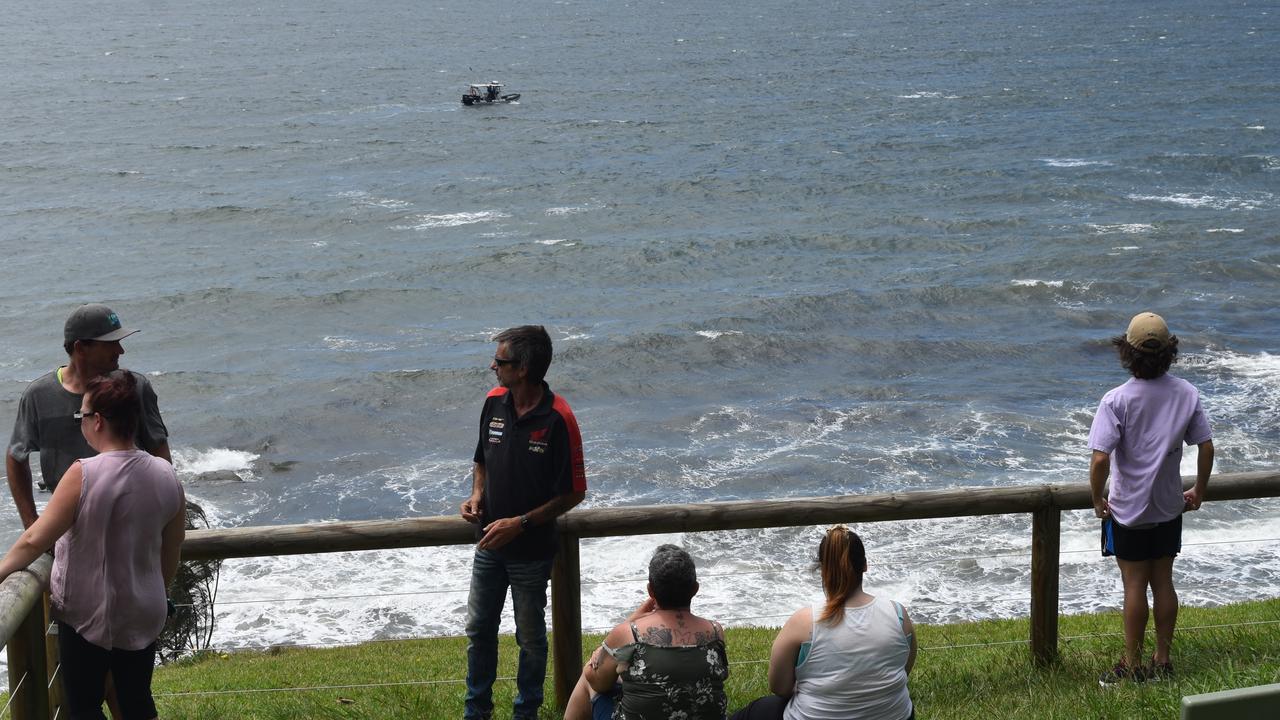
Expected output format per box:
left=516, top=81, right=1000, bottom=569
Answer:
left=648, top=544, right=698, bottom=609
left=1112, top=335, right=1178, bottom=380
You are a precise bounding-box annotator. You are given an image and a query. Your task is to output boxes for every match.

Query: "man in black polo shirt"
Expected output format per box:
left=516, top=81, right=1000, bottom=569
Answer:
left=460, top=325, right=586, bottom=720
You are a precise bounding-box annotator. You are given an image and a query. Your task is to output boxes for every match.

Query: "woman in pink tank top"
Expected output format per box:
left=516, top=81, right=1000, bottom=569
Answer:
left=0, top=370, right=185, bottom=720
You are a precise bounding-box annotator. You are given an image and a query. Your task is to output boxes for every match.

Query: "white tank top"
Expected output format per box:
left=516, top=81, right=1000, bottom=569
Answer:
left=783, top=596, right=913, bottom=720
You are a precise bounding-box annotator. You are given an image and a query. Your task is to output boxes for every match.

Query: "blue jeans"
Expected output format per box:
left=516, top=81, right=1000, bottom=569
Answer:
left=464, top=549, right=554, bottom=720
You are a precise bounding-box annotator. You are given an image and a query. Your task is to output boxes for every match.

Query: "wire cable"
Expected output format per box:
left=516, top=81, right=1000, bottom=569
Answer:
left=2, top=671, right=28, bottom=719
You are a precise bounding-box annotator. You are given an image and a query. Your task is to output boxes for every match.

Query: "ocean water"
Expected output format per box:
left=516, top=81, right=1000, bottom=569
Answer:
left=2, top=0, right=1278, bottom=653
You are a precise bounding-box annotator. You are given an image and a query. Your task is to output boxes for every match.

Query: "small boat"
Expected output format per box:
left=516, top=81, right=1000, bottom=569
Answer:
left=462, top=81, right=520, bottom=106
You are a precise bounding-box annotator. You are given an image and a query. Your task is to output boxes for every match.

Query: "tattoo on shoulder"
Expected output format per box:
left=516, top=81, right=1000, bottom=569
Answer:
left=639, top=625, right=673, bottom=645
left=690, top=629, right=717, bottom=644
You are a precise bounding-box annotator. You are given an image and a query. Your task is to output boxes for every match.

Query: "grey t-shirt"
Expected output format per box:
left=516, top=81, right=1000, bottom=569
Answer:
left=8, top=369, right=168, bottom=490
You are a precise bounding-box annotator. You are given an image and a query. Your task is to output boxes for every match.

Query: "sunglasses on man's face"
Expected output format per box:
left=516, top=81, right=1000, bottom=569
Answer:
left=493, top=356, right=518, bottom=366
left=73, top=411, right=104, bottom=424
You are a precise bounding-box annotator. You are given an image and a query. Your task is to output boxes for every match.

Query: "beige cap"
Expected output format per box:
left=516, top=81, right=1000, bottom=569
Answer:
left=1126, top=312, right=1170, bottom=353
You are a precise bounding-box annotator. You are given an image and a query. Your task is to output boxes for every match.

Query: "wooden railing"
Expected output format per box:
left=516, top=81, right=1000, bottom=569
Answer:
left=0, top=555, right=52, bottom=720
left=3, top=470, right=1279, bottom=716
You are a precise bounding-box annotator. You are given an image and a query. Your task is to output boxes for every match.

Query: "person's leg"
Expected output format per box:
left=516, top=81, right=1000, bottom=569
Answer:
left=56, top=621, right=110, bottom=720
left=564, top=672, right=593, bottom=720
left=106, top=642, right=158, bottom=720
left=465, top=549, right=510, bottom=720
left=104, top=672, right=124, bottom=720
left=1116, top=558, right=1153, bottom=668
left=728, top=694, right=789, bottom=720
left=508, top=557, right=554, bottom=719
left=1149, top=555, right=1178, bottom=665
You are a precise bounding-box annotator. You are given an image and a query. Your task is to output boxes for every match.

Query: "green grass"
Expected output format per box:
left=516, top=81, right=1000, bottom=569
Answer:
left=26, top=599, right=1280, bottom=719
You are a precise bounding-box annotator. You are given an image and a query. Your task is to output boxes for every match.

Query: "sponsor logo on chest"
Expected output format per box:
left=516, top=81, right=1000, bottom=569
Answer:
left=528, top=427, right=549, bottom=454
left=488, top=416, right=505, bottom=443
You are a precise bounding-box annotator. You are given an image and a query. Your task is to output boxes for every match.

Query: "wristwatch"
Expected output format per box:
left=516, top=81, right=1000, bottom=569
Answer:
left=519, top=514, right=530, bottom=530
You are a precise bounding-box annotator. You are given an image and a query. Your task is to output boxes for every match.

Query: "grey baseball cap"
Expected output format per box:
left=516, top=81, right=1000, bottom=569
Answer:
left=64, top=304, right=139, bottom=345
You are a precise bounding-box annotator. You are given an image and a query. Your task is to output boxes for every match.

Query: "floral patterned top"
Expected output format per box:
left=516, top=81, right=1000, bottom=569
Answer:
left=605, top=622, right=729, bottom=720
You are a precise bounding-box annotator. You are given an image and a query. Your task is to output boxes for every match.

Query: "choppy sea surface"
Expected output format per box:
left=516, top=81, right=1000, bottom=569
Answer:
left=2, top=0, right=1278, bottom=654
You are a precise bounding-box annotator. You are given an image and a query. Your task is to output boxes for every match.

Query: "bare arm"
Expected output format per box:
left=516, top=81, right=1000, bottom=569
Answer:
left=767, top=606, right=811, bottom=697
left=1184, top=439, right=1214, bottom=511
left=5, top=452, right=38, bottom=529
left=161, top=487, right=187, bottom=590
left=0, top=462, right=82, bottom=582
left=902, top=608, right=918, bottom=675
left=1089, top=450, right=1111, bottom=519
left=477, top=489, right=585, bottom=552
left=585, top=621, right=633, bottom=694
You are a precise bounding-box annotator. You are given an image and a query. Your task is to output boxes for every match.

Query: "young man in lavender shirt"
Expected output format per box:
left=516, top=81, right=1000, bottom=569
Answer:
left=1088, top=312, right=1214, bottom=685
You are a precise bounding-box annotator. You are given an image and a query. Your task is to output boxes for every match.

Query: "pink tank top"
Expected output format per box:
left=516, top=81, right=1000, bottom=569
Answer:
left=51, top=450, right=182, bottom=650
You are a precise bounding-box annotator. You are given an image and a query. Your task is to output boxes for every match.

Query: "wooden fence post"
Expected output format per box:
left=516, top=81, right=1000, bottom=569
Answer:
left=44, top=593, right=63, bottom=719
left=1030, top=507, right=1061, bottom=666
left=551, top=531, right=583, bottom=711
left=5, top=596, right=50, bottom=720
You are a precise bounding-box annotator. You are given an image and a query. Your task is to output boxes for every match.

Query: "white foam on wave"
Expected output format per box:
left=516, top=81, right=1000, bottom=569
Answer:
left=1011, top=279, right=1064, bottom=287
left=1126, top=193, right=1262, bottom=210
left=1086, top=223, right=1154, bottom=234
left=1112, top=246, right=1141, bottom=251
left=896, top=91, right=958, bottom=99
left=322, top=335, right=397, bottom=352
left=676, top=406, right=865, bottom=489
left=172, top=447, right=259, bottom=478
left=1206, top=228, right=1244, bottom=233
left=1039, top=158, right=1113, bottom=168
left=1180, top=350, right=1280, bottom=467
left=694, top=330, right=743, bottom=339
left=535, top=238, right=575, bottom=246
left=545, top=205, right=599, bottom=216
left=1245, top=125, right=1265, bottom=131
left=333, top=190, right=412, bottom=210
left=393, top=211, right=508, bottom=230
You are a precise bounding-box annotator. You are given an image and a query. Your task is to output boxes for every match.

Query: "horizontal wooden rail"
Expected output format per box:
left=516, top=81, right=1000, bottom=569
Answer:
left=0, top=555, right=53, bottom=720
left=172, top=470, right=1280, bottom=709
left=180, top=471, right=1280, bottom=560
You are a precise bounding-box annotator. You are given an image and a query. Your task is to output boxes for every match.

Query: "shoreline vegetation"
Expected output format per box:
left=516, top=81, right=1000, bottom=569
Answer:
left=133, top=598, right=1278, bottom=719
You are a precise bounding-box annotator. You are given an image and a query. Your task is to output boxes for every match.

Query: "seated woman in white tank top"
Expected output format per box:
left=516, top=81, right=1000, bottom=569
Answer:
left=730, top=526, right=917, bottom=720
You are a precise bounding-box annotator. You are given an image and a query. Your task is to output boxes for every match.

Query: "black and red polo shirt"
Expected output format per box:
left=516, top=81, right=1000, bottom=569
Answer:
left=472, top=382, right=586, bottom=559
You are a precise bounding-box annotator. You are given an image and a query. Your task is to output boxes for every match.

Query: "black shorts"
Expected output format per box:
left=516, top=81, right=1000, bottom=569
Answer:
left=1101, top=515, right=1182, bottom=561
left=57, top=621, right=157, bottom=720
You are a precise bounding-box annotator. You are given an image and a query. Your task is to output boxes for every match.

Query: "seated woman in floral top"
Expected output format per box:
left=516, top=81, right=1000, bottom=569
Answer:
left=566, top=544, right=729, bottom=720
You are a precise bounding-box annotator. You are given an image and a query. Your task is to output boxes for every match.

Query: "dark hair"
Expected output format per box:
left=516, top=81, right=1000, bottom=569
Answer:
left=84, top=370, right=141, bottom=440
left=817, top=526, right=867, bottom=624
left=1111, top=335, right=1178, bottom=380
left=648, top=544, right=698, bottom=609
left=493, top=325, right=553, bottom=383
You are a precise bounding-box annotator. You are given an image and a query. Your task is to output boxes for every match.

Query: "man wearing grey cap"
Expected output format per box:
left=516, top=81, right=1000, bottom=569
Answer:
left=1088, top=312, right=1213, bottom=685
left=6, top=304, right=170, bottom=529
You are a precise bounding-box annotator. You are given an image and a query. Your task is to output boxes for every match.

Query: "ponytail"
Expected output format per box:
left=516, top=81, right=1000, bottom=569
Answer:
left=817, top=525, right=866, bottom=624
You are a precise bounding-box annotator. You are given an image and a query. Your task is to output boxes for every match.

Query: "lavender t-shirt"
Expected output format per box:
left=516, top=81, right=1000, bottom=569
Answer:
left=1088, top=374, right=1212, bottom=527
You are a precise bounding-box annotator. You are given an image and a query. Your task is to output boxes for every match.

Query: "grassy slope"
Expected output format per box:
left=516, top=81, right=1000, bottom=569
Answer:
left=135, top=598, right=1279, bottom=719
